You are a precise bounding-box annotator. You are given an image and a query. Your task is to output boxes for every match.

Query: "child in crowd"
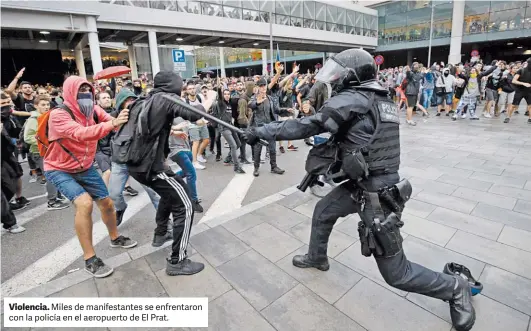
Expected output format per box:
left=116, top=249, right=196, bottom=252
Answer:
left=23, top=95, right=69, bottom=210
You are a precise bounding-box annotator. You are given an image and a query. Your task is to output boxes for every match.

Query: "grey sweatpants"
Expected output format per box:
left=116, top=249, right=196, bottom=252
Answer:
left=218, top=128, right=241, bottom=168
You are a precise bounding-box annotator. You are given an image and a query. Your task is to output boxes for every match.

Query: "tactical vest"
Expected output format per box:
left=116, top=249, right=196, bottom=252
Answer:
left=362, top=95, right=400, bottom=175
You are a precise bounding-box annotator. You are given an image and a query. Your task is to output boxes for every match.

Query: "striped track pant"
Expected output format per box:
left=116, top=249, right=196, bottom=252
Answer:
left=130, top=171, right=194, bottom=262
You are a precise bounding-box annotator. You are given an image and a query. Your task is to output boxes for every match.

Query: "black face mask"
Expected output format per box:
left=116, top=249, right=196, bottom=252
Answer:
left=444, top=72, right=450, bottom=77
left=1, top=106, right=12, bottom=122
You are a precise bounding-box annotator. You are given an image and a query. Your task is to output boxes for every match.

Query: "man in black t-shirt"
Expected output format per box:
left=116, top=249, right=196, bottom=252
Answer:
left=5, top=68, right=35, bottom=163
left=509, top=58, right=531, bottom=124
left=5, top=68, right=33, bottom=128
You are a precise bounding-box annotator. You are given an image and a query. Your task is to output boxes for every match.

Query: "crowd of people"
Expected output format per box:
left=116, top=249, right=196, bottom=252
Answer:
left=378, top=58, right=531, bottom=126
left=1, top=52, right=529, bottom=277
left=0, top=62, right=329, bottom=277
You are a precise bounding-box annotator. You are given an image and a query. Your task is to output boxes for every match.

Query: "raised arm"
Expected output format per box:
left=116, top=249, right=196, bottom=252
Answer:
left=5, top=68, right=25, bottom=98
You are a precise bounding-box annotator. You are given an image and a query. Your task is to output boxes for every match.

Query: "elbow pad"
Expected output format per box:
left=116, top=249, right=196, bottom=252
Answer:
left=320, top=107, right=345, bottom=134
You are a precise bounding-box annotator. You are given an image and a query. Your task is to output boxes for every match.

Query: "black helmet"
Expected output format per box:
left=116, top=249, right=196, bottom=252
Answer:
left=315, top=48, right=377, bottom=91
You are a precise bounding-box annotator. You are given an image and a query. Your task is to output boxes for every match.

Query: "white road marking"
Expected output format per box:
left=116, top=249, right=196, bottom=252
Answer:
left=3, top=203, right=49, bottom=235
left=198, top=164, right=255, bottom=224
left=1, top=193, right=152, bottom=297
left=2, top=194, right=60, bottom=235
left=27, top=193, right=48, bottom=201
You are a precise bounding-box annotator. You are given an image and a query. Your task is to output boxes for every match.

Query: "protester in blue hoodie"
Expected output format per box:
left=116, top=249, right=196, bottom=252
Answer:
left=421, top=66, right=435, bottom=110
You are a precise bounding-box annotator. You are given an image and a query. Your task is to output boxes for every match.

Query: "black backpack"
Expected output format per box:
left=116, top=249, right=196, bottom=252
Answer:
left=111, top=96, right=158, bottom=165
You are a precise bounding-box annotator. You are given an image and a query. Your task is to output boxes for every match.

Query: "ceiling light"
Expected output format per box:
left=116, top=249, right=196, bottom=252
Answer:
left=218, top=40, right=225, bottom=44
left=71, top=49, right=74, bottom=51
left=40, top=31, right=50, bottom=35
left=518, top=46, right=523, bottom=49
left=253, top=42, right=259, bottom=46
left=176, top=37, right=183, bottom=41
left=39, top=39, right=48, bottom=43
left=507, top=42, right=513, bottom=45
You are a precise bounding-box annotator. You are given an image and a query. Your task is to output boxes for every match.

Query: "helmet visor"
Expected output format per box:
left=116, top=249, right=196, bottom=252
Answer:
left=315, top=57, right=349, bottom=85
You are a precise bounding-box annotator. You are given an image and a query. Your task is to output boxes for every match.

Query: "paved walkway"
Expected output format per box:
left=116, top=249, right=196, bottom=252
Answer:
left=3, top=113, right=531, bottom=331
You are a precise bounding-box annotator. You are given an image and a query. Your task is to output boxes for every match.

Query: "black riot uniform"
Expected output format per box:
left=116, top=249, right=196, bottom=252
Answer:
left=243, top=49, right=476, bottom=331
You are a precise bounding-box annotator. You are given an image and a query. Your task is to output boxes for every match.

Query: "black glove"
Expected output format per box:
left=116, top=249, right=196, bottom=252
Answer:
left=242, top=127, right=260, bottom=145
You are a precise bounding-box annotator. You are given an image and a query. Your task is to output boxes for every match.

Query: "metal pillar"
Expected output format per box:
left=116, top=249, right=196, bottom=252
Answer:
left=269, top=8, right=274, bottom=75
left=85, top=16, right=103, bottom=76
left=74, top=45, right=86, bottom=78
left=262, top=49, right=268, bottom=75
left=219, top=47, right=226, bottom=78
left=128, top=44, right=138, bottom=80
left=148, top=30, right=160, bottom=76
left=427, top=1, right=435, bottom=67
left=448, top=0, right=465, bottom=64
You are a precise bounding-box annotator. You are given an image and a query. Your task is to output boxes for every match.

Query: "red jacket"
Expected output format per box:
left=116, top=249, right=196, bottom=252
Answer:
left=44, top=76, right=114, bottom=173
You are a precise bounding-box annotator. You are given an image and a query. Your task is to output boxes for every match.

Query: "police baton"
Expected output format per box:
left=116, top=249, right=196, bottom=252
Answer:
left=162, top=94, right=268, bottom=146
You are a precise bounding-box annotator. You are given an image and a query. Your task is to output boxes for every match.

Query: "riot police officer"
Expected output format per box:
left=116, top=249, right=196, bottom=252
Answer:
left=243, top=49, right=475, bottom=331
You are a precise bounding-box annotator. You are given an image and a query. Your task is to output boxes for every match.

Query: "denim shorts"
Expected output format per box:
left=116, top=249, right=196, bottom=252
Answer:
left=188, top=125, right=209, bottom=141
left=437, top=93, right=453, bottom=106
left=45, top=165, right=109, bottom=202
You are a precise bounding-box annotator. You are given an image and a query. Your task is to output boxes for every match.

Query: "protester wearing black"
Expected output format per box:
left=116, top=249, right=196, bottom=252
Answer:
left=1, top=95, right=26, bottom=233
left=405, top=63, right=423, bottom=125
left=248, top=78, right=285, bottom=177
left=127, top=71, right=213, bottom=276
left=243, top=49, right=476, bottom=331
left=212, top=88, right=245, bottom=173
left=511, top=58, right=531, bottom=124
left=235, top=82, right=254, bottom=164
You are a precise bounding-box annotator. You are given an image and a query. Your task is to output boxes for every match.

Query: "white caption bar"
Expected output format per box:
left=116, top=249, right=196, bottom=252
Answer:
left=4, top=297, right=208, bottom=328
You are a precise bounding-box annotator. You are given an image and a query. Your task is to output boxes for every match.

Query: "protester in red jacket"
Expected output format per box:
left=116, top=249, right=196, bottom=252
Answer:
left=44, top=75, right=138, bottom=279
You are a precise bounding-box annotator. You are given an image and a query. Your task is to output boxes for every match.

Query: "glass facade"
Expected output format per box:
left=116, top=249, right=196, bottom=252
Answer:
left=377, top=1, right=453, bottom=45
left=463, top=1, right=530, bottom=34
left=102, top=0, right=378, bottom=37
left=194, top=47, right=317, bottom=69
left=377, top=1, right=531, bottom=45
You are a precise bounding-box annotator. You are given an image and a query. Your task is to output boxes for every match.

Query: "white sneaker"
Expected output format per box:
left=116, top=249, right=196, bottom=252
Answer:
left=193, top=162, right=206, bottom=170
left=483, top=112, right=491, bottom=118
left=29, top=174, right=37, bottom=183
left=197, top=155, right=207, bottom=163
left=461, top=114, right=467, bottom=119
left=7, top=224, right=26, bottom=234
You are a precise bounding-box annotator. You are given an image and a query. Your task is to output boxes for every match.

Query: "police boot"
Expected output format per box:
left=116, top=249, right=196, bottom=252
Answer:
left=292, top=254, right=329, bottom=271
left=443, top=262, right=483, bottom=296
left=449, top=276, right=476, bottom=331
left=253, top=168, right=260, bottom=177
left=269, top=153, right=285, bottom=175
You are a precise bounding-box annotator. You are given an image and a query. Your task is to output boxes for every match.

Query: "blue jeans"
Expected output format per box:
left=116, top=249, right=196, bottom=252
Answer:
left=170, top=151, right=198, bottom=201
left=422, top=89, right=433, bottom=110
left=108, top=162, right=160, bottom=212
left=45, top=166, right=108, bottom=202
